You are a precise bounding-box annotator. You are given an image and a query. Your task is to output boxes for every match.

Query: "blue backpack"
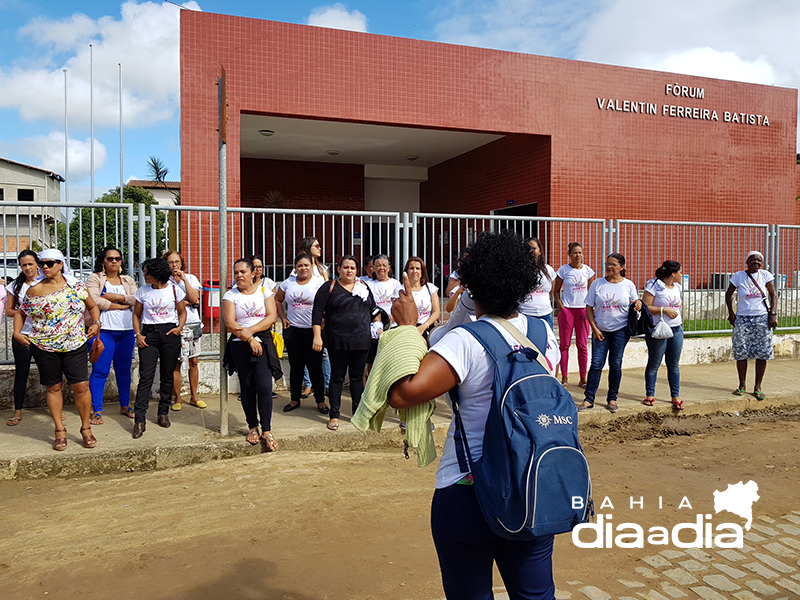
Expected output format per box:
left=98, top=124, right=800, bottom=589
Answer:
left=451, top=315, right=593, bottom=540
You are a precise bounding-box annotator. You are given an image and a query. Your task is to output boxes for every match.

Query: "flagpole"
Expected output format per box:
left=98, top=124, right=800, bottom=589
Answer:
left=90, top=43, right=94, bottom=202
left=63, top=69, right=69, bottom=203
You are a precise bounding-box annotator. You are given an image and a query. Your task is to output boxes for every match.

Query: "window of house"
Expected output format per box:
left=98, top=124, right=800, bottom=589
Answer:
left=0, top=188, right=4, bottom=201
left=18, top=189, right=34, bottom=201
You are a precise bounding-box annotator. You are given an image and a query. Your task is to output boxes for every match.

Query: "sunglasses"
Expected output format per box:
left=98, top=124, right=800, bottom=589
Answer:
left=39, top=260, right=62, bottom=268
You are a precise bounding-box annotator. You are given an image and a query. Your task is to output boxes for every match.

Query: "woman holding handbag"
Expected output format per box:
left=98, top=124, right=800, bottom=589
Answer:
left=87, top=246, right=139, bottom=424
left=725, top=251, right=777, bottom=401
left=641, top=261, right=684, bottom=409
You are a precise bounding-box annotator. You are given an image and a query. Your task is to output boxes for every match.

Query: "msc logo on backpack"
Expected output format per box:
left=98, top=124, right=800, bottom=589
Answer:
left=451, top=315, right=593, bottom=540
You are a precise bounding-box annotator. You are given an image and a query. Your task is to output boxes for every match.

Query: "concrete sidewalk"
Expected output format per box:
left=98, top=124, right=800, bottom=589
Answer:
left=1, top=358, right=799, bottom=480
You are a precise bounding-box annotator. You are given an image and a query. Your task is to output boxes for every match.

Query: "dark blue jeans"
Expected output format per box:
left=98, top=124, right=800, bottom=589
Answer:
left=584, top=328, right=630, bottom=405
left=431, top=484, right=555, bottom=600
left=644, top=326, right=684, bottom=397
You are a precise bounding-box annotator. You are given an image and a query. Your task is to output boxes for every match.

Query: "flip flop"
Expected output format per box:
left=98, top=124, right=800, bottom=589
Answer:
left=6, top=415, right=22, bottom=426
left=753, top=391, right=765, bottom=401
left=642, top=397, right=655, bottom=406
left=246, top=428, right=260, bottom=445
left=732, top=387, right=746, bottom=396
left=607, top=401, right=619, bottom=413
left=671, top=399, right=685, bottom=410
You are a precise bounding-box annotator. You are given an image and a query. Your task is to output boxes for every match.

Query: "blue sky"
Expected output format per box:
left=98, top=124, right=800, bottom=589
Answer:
left=1, top=0, right=798, bottom=203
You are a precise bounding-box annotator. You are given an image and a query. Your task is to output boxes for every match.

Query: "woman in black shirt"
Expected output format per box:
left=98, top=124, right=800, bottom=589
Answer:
left=312, top=255, right=377, bottom=431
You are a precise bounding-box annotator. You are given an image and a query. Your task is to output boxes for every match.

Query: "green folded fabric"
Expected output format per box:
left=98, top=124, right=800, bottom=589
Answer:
left=352, top=325, right=437, bottom=467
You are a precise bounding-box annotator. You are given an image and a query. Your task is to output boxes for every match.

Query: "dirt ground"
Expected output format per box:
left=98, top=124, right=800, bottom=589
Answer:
left=2, top=409, right=799, bottom=600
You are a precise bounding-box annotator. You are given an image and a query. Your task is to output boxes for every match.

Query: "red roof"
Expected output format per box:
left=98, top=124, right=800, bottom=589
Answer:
left=126, top=179, right=181, bottom=190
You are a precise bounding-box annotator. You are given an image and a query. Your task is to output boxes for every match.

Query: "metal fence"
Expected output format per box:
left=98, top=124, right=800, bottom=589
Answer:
left=2, top=202, right=800, bottom=364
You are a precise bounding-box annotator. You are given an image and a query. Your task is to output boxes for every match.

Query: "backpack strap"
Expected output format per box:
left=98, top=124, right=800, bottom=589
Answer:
left=486, top=315, right=550, bottom=373
left=449, top=384, right=473, bottom=473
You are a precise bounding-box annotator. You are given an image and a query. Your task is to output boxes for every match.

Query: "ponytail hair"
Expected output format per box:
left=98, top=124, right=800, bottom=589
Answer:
left=11, top=249, right=38, bottom=308
left=655, top=260, right=681, bottom=281
left=608, top=252, right=627, bottom=278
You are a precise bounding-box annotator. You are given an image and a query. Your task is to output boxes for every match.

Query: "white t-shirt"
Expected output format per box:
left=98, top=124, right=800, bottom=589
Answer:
left=222, top=285, right=274, bottom=340
left=644, top=280, right=683, bottom=327
left=428, top=290, right=476, bottom=347
left=730, top=270, right=773, bottom=316
left=260, top=277, right=277, bottom=293
left=7, top=280, right=33, bottom=335
left=519, top=264, right=557, bottom=316
left=290, top=264, right=329, bottom=283
left=100, top=283, right=133, bottom=330
left=585, top=278, right=639, bottom=332
left=135, top=284, right=186, bottom=326
left=170, top=274, right=202, bottom=325
left=431, top=314, right=560, bottom=489
left=556, top=264, right=595, bottom=308
left=279, top=276, right=323, bottom=329
left=367, top=278, right=400, bottom=315
left=392, top=283, right=439, bottom=324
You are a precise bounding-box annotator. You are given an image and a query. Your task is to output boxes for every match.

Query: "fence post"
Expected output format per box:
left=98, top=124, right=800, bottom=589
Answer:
left=150, top=205, right=157, bottom=258
left=402, top=212, right=410, bottom=271
left=137, top=203, right=146, bottom=285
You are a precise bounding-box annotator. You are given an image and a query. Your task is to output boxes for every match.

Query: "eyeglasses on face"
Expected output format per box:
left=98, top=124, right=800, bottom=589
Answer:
left=38, top=260, right=61, bottom=268
left=312, top=243, right=320, bottom=248
left=105, top=256, right=122, bottom=262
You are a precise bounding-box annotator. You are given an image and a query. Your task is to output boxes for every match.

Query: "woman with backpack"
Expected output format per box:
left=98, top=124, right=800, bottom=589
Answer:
left=579, top=253, right=642, bottom=413
left=387, top=230, right=561, bottom=600
left=131, top=258, right=187, bottom=439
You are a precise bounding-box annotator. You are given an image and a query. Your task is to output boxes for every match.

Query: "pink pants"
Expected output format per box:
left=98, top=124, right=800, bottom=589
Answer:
left=557, top=307, right=590, bottom=379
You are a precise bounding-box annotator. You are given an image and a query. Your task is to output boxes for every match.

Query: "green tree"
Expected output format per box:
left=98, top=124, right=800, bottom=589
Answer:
left=56, top=186, right=166, bottom=266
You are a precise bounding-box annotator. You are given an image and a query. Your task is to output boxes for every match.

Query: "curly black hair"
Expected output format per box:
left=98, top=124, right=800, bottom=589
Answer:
left=141, top=257, right=172, bottom=284
left=94, top=246, right=128, bottom=275
left=459, top=229, right=541, bottom=317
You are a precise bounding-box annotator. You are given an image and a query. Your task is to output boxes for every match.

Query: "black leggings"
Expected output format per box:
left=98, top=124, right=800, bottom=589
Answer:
left=134, top=324, right=181, bottom=423
left=284, top=327, right=325, bottom=404
left=11, top=337, right=32, bottom=411
left=229, top=341, right=274, bottom=431
left=327, top=349, right=368, bottom=419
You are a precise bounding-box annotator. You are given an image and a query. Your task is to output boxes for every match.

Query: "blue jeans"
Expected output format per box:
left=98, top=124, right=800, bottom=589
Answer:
left=89, top=329, right=135, bottom=413
left=645, top=326, right=683, bottom=397
left=531, top=313, right=554, bottom=331
left=584, top=328, right=630, bottom=405
left=431, top=484, right=555, bottom=600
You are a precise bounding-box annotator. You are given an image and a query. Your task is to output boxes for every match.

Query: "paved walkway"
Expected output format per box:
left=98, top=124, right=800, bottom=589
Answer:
left=1, top=358, right=799, bottom=480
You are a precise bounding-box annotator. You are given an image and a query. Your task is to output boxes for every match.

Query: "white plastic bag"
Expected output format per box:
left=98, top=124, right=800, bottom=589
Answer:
left=651, top=307, right=673, bottom=339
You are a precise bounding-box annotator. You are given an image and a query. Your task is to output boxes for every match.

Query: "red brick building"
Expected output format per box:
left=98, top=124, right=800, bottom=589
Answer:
left=181, top=11, right=800, bottom=225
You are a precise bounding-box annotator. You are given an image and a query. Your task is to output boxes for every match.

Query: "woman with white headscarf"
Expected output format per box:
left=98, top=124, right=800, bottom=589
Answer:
left=13, top=249, right=101, bottom=450
left=725, top=251, right=777, bottom=401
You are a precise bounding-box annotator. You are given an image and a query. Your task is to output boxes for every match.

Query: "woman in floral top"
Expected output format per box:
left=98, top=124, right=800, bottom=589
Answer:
left=14, top=249, right=101, bottom=451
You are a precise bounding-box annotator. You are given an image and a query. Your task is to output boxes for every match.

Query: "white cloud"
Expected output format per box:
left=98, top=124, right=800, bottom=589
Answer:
left=308, top=3, right=368, bottom=32
left=576, top=0, right=800, bottom=88
left=434, top=0, right=597, bottom=57
left=16, top=131, right=107, bottom=184
left=0, top=1, right=201, bottom=130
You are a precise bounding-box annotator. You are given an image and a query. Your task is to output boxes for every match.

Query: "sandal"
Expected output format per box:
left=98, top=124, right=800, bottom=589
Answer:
left=80, top=426, right=97, bottom=448
left=672, top=398, right=685, bottom=410
left=607, top=401, right=619, bottom=413
left=6, top=415, right=22, bottom=426
left=119, top=407, right=135, bottom=419
left=753, top=391, right=765, bottom=401
left=246, top=427, right=260, bottom=445
left=327, top=419, right=339, bottom=431
left=642, top=397, right=655, bottom=406
left=732, top=387, right=746, bottom=396
left=90, top=412, right=104, bottom=425
left=317, top=403, right=330, bottom=415
left=53, top=428, right=67, bottom=451
left=577, top=402, right=594, bottom=412
left=261, top=431, right=279, bottom=452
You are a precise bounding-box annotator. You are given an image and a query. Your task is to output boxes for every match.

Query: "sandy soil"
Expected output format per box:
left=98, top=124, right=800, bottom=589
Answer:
left=1, top=409, right=798, bottom=600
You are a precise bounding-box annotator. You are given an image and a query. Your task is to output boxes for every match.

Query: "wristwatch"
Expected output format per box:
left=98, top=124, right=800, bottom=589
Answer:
left=768, top=311, right=777, bottom=315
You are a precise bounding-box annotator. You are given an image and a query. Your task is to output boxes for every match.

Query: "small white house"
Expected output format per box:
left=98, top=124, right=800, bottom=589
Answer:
left=0, top=157, right=64, bottom=253
left=126, top=179, right=181, bottom=206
